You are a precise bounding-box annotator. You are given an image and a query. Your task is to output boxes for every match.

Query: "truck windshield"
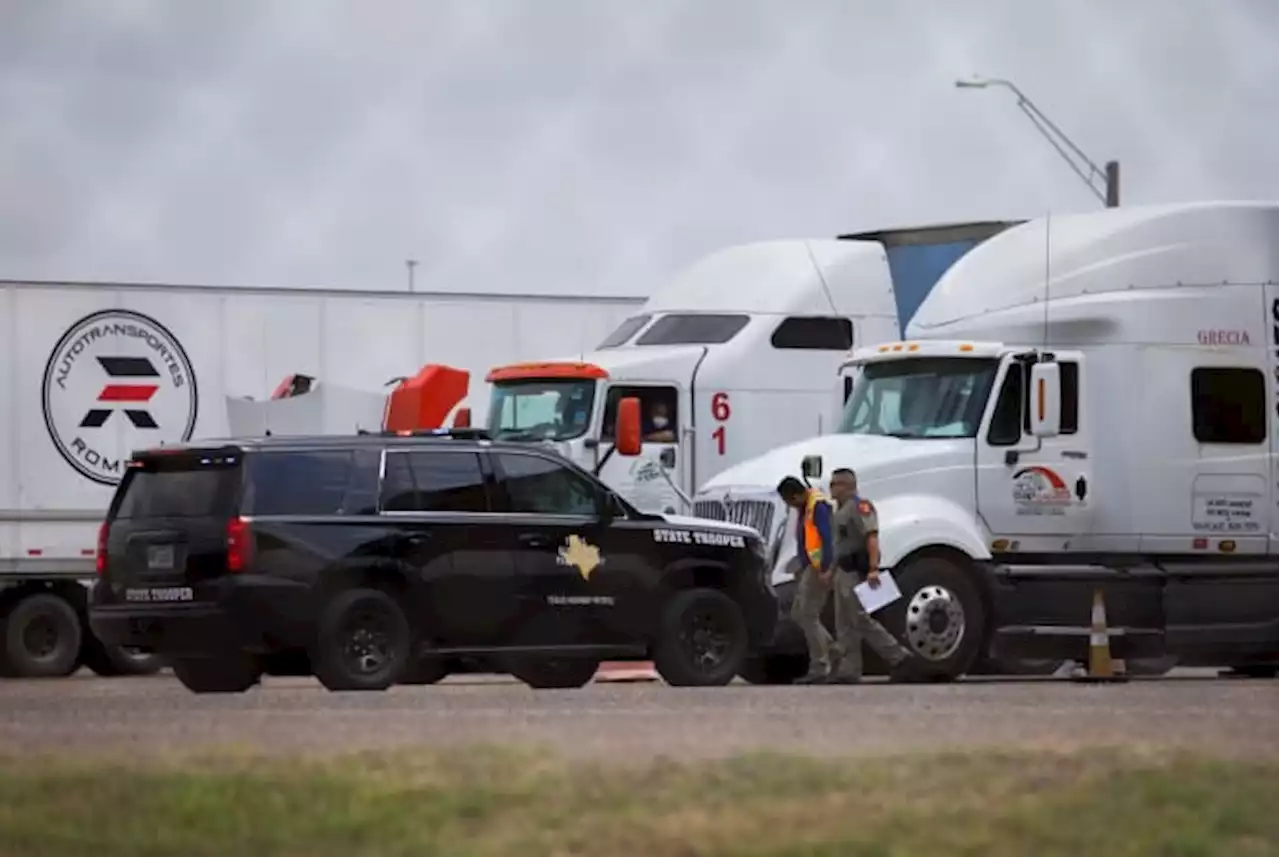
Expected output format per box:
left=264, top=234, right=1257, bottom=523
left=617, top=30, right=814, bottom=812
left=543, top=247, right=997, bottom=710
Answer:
left=839, top=357, right=998, bottom=439
left=487, top=379, right=597, bottom=441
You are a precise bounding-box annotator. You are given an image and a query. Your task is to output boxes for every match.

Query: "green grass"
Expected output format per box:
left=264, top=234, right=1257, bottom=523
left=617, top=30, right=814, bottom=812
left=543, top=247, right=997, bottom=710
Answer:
left=0, top=747, right=1273, bottom=857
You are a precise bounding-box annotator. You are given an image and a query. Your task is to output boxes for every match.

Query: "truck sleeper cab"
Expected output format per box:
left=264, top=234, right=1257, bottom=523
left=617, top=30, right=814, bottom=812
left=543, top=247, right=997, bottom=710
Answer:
left=695, top=200, right=1279, bottom=683
left=88, top=432, right=776, bottom=693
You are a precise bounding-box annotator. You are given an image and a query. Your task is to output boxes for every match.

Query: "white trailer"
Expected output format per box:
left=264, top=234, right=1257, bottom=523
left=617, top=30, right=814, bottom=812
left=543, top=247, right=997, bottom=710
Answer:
left=480, top=222, right=1016, bottom=521
left=693, top=200, right=1279, bottom=682
left=0, top=279, right=642, bottom=678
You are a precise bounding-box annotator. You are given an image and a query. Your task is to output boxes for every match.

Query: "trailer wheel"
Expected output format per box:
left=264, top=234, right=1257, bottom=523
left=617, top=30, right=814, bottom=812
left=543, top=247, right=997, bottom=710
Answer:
left=882, top=555, right=985, bottom=681
left=81, top=638, right=166, bottom=677
left=0, top=592, right=84, bottom=678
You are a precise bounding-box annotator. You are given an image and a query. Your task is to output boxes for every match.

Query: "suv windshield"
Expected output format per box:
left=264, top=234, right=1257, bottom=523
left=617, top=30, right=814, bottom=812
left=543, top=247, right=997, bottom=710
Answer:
left=839, top=357, right=998, bottom=439
left=487, top=379, right=596, bottom=441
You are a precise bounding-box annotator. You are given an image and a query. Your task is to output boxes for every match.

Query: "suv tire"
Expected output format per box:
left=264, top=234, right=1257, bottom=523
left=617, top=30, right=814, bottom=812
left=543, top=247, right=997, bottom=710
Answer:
left=0, top=593, right=83, bottom=678
left=171, top=654, right=261, bottom=693
left=653, top=587, right=749, bottom=687
left=311, top=587, right=411, bottom=692
left=509, top=657, right=599, bottom=689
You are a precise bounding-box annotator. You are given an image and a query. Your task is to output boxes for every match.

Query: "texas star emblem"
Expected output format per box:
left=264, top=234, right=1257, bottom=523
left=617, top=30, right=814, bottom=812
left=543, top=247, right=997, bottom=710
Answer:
left=558, top=535, right=603, bottom=581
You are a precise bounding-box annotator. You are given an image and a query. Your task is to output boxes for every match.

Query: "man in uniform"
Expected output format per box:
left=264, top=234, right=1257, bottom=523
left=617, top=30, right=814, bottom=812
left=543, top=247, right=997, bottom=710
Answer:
left=826, top=467, right=920, bottom=683
left=776, top=475, right=838, bottom=684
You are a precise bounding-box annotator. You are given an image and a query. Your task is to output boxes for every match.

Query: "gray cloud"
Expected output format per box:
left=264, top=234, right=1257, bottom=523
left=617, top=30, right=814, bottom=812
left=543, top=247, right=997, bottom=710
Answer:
left=0, top=0, right=1274, bottom=296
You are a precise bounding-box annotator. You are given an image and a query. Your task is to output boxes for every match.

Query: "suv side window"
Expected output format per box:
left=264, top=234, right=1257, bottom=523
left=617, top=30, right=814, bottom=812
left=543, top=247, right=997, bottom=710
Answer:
left=244, top=450, right=359, bottom=516
left=380, top=450, right=490, bottom=513
left=493, top=452, right=598, bottom=516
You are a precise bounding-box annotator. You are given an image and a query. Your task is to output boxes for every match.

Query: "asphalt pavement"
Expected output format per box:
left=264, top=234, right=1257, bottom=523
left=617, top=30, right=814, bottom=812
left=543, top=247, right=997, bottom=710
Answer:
left=1, top=669, right=1274, bottom=762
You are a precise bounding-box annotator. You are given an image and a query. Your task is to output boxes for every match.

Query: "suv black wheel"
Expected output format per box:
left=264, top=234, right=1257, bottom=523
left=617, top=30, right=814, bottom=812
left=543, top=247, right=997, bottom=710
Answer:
left=653, top=587, right=749, bottom=687
left=312, top=587, right=411, bottom=692
left=508, top=657, right=599, bottom=689
left=0, top=593, right=83, bottom=678
left=171, top=654, right=261, bottom=693
left=739, top=653, right=808, bottom=685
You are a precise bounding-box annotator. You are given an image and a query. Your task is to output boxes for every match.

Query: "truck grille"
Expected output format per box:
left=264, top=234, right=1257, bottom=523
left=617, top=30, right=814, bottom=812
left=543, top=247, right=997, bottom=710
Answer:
left=693, top=499, right=775, bottom=539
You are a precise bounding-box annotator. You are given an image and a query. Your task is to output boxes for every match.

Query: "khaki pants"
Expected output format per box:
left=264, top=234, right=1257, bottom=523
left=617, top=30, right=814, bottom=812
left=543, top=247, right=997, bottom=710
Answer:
left=830, top=569, right=910, bottom=679
left=790, top=565, right=834, bottom=677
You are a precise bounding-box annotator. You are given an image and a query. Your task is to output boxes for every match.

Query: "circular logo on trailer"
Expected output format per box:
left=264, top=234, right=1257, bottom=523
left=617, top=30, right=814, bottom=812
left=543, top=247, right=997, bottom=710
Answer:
left=41, top=309, right=199, bottom=486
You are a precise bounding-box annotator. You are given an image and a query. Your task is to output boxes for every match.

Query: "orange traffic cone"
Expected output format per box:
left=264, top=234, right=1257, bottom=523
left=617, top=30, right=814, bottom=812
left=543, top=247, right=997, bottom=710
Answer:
left=594, top=660, right=661, bottom=683
left=1071, top=587, right=1129, bottom=683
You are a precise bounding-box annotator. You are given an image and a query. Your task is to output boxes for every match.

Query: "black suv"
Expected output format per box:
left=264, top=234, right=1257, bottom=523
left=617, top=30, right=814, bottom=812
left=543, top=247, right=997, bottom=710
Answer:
left=88, top=432, right=777, bottom=693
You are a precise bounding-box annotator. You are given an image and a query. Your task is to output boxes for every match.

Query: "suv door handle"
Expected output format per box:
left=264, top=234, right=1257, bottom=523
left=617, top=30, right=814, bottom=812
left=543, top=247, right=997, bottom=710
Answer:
left=519, top=534, right=552, bottom=548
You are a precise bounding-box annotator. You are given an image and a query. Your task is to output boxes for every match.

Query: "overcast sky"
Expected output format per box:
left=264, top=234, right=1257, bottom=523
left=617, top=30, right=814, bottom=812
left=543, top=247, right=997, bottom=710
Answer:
left=1, top=0, right=1275, bottom=297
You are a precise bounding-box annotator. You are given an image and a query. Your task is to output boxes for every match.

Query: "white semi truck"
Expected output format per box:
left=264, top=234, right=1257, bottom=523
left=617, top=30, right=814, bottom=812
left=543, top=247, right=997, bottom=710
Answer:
left=692, top=200, right=1279, bottom=683
left=0, top=279, right=641, bottom=678
left=481, top=221, right=1017, bottom=519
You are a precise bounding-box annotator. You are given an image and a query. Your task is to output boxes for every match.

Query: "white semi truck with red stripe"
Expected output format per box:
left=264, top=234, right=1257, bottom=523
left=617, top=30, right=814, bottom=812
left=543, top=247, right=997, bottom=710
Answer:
left=0, top=279, right=641, bottom=679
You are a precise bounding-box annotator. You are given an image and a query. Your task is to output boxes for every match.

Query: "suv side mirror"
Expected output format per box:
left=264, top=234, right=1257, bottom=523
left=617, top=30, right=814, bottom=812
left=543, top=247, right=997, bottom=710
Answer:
left=1028, top=362, right=1061, bottom=438
left=801, top=454, right=823, bottom=480
left=615, top=397, right=642, bottom=456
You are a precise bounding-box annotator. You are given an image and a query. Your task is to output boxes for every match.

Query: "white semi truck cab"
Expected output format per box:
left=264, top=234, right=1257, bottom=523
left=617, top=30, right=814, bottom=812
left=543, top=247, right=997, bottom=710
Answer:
left=482, top=222, right=1015, bottom=517
left=695, top=200, right=1279, bottom=682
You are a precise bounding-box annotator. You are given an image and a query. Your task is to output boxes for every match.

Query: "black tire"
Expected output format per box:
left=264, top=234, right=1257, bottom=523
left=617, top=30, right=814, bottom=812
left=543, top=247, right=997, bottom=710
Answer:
left=311, top=587, right=411, bottom=692
left=81, top=639, right=165, bottom=677
left=508, top=657, right=599, bottom=689
left=0, top=593, right=84, bottom=678
left=882, top=555, right=986, bottom=681
left=400, top=656, right=451, bottom=686
left=1223, top=662, right=1278, bottom=679
left=653, top=587, right=749, bottom=687
left=171, top=654, right=261, bottom=693
left=739, top=653, right=808, bottom=685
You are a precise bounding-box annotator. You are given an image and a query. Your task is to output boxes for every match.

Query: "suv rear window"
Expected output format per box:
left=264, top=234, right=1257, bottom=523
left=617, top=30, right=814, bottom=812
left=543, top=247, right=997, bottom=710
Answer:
left=111, top=452, right=242, bottom=520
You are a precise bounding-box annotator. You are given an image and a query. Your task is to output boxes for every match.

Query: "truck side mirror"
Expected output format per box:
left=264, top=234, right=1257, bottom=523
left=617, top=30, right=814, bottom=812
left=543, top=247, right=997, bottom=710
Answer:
left=615, top=397, right=642, bottom=456
left=452, top=407, right=471, bottom=428
left=1028, top=362, right=1061, bottom=438
left=800, top=454, right=823, bottom=480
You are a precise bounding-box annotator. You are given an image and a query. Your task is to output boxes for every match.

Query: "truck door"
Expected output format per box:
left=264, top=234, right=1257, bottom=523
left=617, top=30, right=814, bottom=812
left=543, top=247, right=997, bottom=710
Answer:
left=975, top=353, right=1093, bottom=547
left=596, top=384, right=688, bottom=514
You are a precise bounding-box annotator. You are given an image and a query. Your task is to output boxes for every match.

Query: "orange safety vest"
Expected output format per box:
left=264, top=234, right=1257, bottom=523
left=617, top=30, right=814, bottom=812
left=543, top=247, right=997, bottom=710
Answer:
left=801, top=489, right=833, bottom=568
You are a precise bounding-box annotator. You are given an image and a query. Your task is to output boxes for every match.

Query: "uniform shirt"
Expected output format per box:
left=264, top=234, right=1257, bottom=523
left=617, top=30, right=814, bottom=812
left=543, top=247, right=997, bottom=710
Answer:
left=835, top=495, right=879, bottom=564
left=793, top=494, right=835, bottom=571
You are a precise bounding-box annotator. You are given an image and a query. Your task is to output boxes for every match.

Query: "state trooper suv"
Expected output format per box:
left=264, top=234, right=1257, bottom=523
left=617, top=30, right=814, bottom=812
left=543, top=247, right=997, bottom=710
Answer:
left=88, top=431, right=776, bottom=693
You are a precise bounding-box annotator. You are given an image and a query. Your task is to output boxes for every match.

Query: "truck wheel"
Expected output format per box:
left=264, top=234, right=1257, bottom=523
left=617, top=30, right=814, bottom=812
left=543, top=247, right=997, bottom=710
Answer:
left=885, top=555, right=985, bottom=681
left=739, top=653, right=808, bottom=685
left=171, top=655, right=261, bottom=693
left=81, top=638, right=165, bottom=677
left=508, top=658, right=599, bottom=689
left=311, top=587, right=411, bottom=692
left=0, top=592, right=84, bottom=678
left=400, top=656, right=451, bottom=686
left=653, top=587, right=749, bottom=687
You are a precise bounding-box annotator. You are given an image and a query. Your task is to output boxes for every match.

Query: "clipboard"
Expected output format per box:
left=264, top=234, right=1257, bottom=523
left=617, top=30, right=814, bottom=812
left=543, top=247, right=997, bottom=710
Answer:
left=854, top=570, right=902, bottom=614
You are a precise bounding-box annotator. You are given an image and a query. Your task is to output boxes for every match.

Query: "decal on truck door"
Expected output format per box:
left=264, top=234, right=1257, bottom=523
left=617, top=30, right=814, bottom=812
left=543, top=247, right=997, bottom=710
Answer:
left=41, top=309, right=198, bottom=486
left=1011, top=465, right=1080, bottom=515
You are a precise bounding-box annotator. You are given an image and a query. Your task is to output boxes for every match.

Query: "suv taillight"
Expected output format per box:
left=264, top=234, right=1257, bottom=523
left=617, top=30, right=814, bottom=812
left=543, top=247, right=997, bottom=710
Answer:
left=226, top=516, right=250, bottom=573
left=95, top=522, right=109, bottom=576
